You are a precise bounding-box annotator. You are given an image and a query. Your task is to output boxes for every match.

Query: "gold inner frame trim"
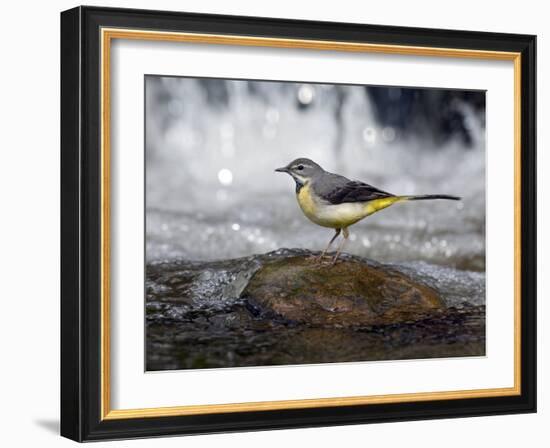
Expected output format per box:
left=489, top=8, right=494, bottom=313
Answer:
left=100, top=27, right=522, bottom=421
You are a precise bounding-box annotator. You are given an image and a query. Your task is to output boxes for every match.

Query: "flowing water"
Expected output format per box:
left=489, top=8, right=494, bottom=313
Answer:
left=145, top=77, right=486, bottom=370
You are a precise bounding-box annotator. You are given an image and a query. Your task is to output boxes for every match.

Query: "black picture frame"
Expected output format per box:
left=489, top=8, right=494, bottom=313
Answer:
left=61, top=5, right=536, bottom=442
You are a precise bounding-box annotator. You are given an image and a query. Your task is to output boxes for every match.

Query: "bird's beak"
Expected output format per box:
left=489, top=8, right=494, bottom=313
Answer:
left=275, top=167, right=290, bottom=173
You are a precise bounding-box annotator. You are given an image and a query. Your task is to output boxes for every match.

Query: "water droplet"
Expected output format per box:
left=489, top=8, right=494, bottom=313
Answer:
left=231, top=223, right=240, bottom=231
left=362, top=127, right=376, bottom=144
left=217, top=168, right=233, bottom=186
left=297, top=85, right=314, bottom=105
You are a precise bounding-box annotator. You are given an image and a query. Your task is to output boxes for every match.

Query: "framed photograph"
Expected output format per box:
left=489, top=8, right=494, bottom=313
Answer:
left=60, top=6, right=536, bottom=441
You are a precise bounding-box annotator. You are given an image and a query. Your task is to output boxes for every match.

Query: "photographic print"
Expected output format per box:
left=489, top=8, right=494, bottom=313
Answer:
left=145, top=76, right=486, bottom=371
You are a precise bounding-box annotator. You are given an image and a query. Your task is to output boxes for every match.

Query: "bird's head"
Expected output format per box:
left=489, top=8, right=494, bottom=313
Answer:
left=275, top=158, right=324, bottom=185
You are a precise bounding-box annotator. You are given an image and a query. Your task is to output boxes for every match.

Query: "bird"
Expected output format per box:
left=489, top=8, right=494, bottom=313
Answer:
left=275, top=158, right=460, bottom=265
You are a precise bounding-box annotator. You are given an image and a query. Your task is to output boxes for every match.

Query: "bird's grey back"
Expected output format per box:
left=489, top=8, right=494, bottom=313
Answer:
left=311, top=170, right=352, bottom=197
left=312, top=170, right=395, bottom=205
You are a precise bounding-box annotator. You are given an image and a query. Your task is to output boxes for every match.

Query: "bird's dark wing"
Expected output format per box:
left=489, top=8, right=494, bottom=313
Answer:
left=321, top=179, right=395, bottom=205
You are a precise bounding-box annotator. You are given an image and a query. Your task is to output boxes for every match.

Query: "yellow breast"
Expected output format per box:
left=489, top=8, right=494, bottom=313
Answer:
left=296, top=183, right=319, bottom=220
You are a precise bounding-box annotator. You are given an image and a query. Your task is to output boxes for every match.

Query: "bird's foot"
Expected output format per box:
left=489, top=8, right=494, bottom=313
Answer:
left=306, top=254, right=319, bottom=263
left=315, top=256, right=338, bottom=267
left=307, top=253, right=329, bottom=264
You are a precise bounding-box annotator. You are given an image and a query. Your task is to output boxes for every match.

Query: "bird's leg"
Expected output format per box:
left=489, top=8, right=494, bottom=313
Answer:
left=331, top=228, right=349, bottom=265
left=316, top=229, right=341, bottom=262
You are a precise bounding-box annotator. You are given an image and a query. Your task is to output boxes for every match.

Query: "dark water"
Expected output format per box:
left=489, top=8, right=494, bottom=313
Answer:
left=146, top=249, right=485, bottom=371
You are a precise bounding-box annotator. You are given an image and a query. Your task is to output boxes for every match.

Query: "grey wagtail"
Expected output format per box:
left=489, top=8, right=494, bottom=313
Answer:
left=276, top=158, right=460, bottom=264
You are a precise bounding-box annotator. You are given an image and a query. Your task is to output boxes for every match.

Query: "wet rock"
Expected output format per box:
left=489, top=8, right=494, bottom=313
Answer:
left=240, top=255, right=444, bottom=327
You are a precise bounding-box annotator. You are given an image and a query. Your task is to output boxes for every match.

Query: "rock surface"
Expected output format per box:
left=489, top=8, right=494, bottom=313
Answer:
left=240, top=255, right=444, bottom=327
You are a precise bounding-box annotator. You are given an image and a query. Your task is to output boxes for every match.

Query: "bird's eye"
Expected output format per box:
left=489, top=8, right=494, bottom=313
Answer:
left=297, top=165, right=304, bottom=171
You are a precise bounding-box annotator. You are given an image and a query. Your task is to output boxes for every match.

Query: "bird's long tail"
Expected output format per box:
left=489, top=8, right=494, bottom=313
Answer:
left=400, top=194, right=461, bottom=201
left=365, top=194, right=460, bottom=216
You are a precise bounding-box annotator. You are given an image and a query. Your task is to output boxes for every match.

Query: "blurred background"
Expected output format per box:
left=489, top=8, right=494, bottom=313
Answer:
left=145, top=76, right=486, bottom=271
